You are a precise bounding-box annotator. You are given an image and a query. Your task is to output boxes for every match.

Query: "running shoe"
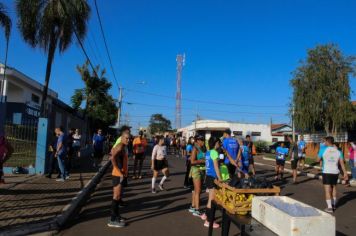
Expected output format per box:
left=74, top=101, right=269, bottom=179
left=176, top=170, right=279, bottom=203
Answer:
left=204, top=221, right=219, bottom=229
left=152, top=188, right=157, bottom=194
left=193, top=209, right=204, bottom=217
left=332, top=205, right=336, bottom=211
left=56, top=178, right=65, bottom=182
left=138, top=176, right=143, bottom=179
left=65, top=176, right=70, bottom=180
left=107, top=220, right=126, bottom=228
left=159, top=184, right=165, bottom=191
left=183, top=185, right=190, bottom=189
left=200, top=213, right=207, bottom=221
left=188, top=206, right=196, bottom=213
left=324, top=208, right=333, bottom=213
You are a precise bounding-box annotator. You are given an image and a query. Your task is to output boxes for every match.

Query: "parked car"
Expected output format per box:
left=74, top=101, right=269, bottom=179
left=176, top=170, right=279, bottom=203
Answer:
left=267, top=141, right=290, bottom=154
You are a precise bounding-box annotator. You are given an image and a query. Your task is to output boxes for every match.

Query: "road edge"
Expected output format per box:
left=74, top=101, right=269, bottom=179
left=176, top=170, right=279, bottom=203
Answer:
left=1, top=159, right=112, bottom=236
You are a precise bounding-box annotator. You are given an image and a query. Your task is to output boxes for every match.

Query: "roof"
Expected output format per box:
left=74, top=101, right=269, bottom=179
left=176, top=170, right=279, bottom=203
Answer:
left=271, top=124, right=289, bottom=130
left=352, top=101, right=356, bottom=106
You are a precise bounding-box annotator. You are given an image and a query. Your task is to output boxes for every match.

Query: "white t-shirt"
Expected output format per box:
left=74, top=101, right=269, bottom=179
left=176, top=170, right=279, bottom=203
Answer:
left=73, top=134, right=81, bottom=147
left=318, top=146, right=344, bottom=174
left=152, top=145, right=167, bottom=160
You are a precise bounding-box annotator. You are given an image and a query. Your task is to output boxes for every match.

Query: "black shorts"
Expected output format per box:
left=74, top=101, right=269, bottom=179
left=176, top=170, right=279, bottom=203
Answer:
left=291, top=158, right=300, bottom=170
left=94, top=149, right=104, bottom=159
left=154, top=159, right=168, bottom=171
left=205, top=175, right=217, bottom=189
left=249, top=157, right=254, bottom=165
left=112, top=176, right=124, bottom=187
left=276, top=159, right=285, bottom=166
left=322, top=173, right=339, bottom=185
left=135, top=153, right=145, bottom=160
left=227, top=163, right=237, bottom=177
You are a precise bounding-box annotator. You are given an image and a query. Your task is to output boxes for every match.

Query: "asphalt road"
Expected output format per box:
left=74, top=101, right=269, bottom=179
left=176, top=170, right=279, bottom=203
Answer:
left=60, top=156, right=356, bottom=236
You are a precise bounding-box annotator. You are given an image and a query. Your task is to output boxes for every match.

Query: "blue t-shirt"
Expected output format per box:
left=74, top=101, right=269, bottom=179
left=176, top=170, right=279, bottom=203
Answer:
left=276, top=146, right=288, bottom=160
left=57, top=134, right=67, bottom=156
left=240, top=145, right=250, bottom=167
left=223, top=137, right=239, bottom=164
left=93, top=134, right=105, bottom=150
left=298, top=140, right=306, bottom=153
left=206, top=149, right=219, bottom=178
left=186, top=144, right=193, bottom=160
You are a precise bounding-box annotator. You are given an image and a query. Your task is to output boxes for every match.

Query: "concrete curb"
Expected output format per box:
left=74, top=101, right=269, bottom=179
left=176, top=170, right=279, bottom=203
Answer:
left=1, top=159, right=112, bottom=236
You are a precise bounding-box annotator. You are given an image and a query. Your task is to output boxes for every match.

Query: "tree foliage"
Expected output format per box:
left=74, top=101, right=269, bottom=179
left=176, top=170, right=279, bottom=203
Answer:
left=71, top=61, right=117, bottom=130
left=16, top=0, right=90, bottom=116
left=149, top=114, right=172, bottom=135
left=0, top=3, right=11, bottom=42
left=291, top=44, right=355, bottom=134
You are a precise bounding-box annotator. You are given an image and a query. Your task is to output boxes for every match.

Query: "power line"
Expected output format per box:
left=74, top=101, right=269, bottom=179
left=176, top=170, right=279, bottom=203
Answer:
left=94, top=0, right=120, bottom=89
left=123, top=101, right=288, bottom=116
left=124, top=88, right=287, bottom=108
left=59, top=0, right=98, bottom=76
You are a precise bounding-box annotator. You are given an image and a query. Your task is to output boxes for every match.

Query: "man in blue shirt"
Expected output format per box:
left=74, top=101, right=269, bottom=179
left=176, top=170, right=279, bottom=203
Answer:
left=297, top=135, right=307, bottom=171
left=275, top=143, right=288, bottom=181
left=222, top=129, right=239, bottom=178
left=55, top=127, right=68, bottom=181
left=93, top=129, right=106, bottom=168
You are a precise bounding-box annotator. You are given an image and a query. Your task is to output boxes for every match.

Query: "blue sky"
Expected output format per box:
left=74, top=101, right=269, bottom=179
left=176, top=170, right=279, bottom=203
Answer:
left=1, top=0, right=356, bottom=130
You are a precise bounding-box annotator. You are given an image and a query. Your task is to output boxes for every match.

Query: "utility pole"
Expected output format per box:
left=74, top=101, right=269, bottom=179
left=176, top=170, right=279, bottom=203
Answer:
left=292, top=106, right=296, bottom=142
left=176, top=54, right=185, bottom=130
left=116, top=87, right=123, bottom=129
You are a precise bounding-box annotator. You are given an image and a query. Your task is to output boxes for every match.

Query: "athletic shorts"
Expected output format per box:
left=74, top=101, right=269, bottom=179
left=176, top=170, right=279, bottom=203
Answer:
left=241, top=163, right=249, bottom=174
left=189, top=166, right=205, bottom=180
left=248, top=157, right=254, bottom=165
left=154, top=159, right=168, bottom=171
left=322, top=173, right=339, bottom=185
left=227, top=163, right=237, bottom=177
left=135, top=153, right=145, bottom=160
left=112, top=176, right=124, bottom=187
left=291, top=158, right=299, bottom=170
left=298, top=153, right=306, bottom=159
left=276, top=159, right=285, bottom=166
left=205, top=175, right=217, bottom=189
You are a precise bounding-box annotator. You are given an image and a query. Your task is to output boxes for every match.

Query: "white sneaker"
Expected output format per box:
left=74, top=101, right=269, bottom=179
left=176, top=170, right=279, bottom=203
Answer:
left=56, top=178, right=65, bottom=182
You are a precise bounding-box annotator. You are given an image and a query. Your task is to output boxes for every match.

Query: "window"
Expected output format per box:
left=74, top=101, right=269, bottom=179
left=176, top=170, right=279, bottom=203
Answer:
left=233, top=131, right=243, bottom=136
left=31, top=94, right=40, bottom=104
left=13, top=113, right=22, bottom=125
left=251, top=132, right=261, bottom=136
left=272, top=138, right=278, bottom=142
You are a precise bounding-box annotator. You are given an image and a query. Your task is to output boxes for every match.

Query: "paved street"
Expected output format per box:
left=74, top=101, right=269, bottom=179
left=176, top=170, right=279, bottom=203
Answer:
left=0, top=153, right=107, bottom=233
left=61, top=156, right=356, bottom=236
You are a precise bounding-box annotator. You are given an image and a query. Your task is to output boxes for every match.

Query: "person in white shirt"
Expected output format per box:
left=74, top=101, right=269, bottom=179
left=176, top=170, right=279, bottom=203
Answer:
left=72, top=129, right=81, bottom=159
left=318, top=136, right=348, bottom=213
left=151, top=136, right=169, bottom=193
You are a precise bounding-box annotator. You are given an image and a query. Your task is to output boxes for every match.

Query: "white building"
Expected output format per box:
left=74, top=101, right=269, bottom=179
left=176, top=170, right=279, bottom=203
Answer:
left=178, top=119, right=274, bottom=142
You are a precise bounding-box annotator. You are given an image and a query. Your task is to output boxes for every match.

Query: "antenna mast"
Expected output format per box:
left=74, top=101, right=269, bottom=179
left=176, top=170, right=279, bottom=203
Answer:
left=176, top=54, right=185, bottom=129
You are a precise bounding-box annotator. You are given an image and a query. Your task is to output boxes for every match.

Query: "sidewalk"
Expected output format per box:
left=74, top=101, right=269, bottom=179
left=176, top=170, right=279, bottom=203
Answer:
left=0, top=151, right=109, bottom=235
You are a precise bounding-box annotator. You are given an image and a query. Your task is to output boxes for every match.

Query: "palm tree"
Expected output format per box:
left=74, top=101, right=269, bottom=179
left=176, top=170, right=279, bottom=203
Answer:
left=16, top=0, right=90, bottom=116
left=0, top=2, right=11, bottom=83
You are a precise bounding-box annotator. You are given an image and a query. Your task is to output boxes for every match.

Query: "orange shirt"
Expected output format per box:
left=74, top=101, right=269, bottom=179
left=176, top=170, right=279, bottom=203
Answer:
left=133, top=137, right=147, bottom=154
left=111, top=146, right=128, bottom=177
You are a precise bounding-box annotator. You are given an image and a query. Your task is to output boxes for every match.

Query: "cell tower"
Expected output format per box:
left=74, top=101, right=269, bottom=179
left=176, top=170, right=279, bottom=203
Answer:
left=176, top=54, right=185, bottom=129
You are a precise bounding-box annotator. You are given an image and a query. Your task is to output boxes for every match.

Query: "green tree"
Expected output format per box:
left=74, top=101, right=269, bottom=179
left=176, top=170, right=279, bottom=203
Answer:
left=16, top=0, right=90, bottom=116
left=71, top=61, right=117, bottom=130
left=291, top=44, right=355, bottom=134
left=0, top=2, right=11, bottom=79
left=149, top=114, right=172, bottom=135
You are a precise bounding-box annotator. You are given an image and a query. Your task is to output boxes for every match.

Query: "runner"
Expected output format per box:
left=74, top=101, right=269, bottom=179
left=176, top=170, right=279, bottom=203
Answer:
left=151, top=136, right=169, bottom=193
left=348, top=141, right=356, bottom=185
left=92, top=129, right=105, bottom=168
left=113, top=125, right=131, bottom=148
left=318, top=136, right=348, bottom=213
left=189, top=135, right=206, bottom=217
left=287, top=136, right=299, bottom=184
left=275, top=142, right=288, bottom=181
left=237, top=139, right=249, bottom=179
left=108, top=132, right=129, bottom=228
left=200, top=136, right=221, bottom=229
left=222, top=129, right=239, bottom=178
left=245, top=135, right=256, bottom=176
left=180, top=137, right=187, bottom=159
left=297, top=135, right=307, bottom=171
left=132, top=131, right=147, bottom=179
left=183, top=136, right=194, bottom=189
left=0, top=136, right=10, bottom=184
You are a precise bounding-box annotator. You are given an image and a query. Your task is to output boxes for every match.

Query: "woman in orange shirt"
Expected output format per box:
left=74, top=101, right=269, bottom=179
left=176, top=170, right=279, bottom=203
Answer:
left=108, top=133, right=129, bottom=228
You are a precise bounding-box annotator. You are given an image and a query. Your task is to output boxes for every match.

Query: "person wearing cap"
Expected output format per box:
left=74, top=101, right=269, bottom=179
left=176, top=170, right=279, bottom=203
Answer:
left=188, top=134, right=206, bottom=217
left=132, top=131, right=148, bottom=179
left=222, top=129, right=239, bottom=178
